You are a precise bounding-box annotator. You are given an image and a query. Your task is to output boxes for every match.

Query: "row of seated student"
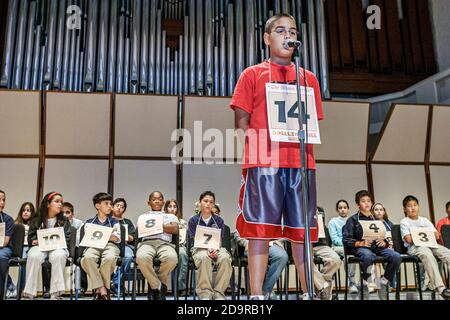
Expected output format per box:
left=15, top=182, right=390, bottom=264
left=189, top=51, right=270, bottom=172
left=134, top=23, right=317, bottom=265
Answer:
left=1, top=188, right=450, bottom=300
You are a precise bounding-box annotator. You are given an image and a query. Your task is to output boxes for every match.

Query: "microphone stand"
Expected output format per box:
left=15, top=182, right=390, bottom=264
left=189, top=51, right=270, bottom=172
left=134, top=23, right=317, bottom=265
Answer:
left=293, top=42, right=315, bottom=300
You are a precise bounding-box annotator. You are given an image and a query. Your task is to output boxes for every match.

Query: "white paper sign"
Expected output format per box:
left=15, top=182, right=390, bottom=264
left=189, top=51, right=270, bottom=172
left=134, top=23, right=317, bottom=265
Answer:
left=410, top=227, right=438, bottom=248
left=80, top=223, right=113, bottom=249
left=137, top=213, right=164, bottom=238
left=37, top=227, right=67, bottom=252
left=265, top=83, right=321, bottom=144
left=179, top=227, right=187, bottom=245
left=194, top=225, right=221, bottom=250
left=0, top=223, right=5, bottom=247
left=122, top=223, right=129, bottom=242
left=317, top=214, right=326, bottom=239
left=360, top=220, right=386, bottom=241
left=24, top=224, right=29, bottom=246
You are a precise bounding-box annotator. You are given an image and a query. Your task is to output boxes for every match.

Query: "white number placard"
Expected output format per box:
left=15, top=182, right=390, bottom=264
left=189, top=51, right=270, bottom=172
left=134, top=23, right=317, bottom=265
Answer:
left=265, top=83, right=321, bottom=144
left=0, top=223, right=5, bottom=247
left=179, top=227, right=187, bottom=245
left=122, top=223, right=129, bottom=241
left=360, top=220, right=386, bottom=241
left=80, top=223, right=113, bottom=249
left=37, top=227, right=67, bottom=252
left=317, top=214, right=326, bottom=239
left=24, top=224, right=29, bottom=246
left=137, top=214, right=164, bottom=238
left=410, top=227, right=438, bottom=248
left=194, top=225, right=221, bottom=250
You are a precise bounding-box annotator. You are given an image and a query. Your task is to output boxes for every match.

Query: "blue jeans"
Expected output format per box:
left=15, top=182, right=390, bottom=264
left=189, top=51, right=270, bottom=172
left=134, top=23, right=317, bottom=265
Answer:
left=0, top=247, right=13, bottom=298
left=355, top=247, right=401, bottom=287
left=178, top=246, right=188, bottom=291
left=112, top=245, right=134, bottom=288
left=244, top=244, right=289, bottom=294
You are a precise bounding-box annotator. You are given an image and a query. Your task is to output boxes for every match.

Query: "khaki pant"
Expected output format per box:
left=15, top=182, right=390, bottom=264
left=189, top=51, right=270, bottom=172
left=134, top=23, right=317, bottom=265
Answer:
left=81, top=243, right=119, bottom=290
left=136, top=239, right=177, bottom=290
left=408, top=244, right=450, bottom=293
left=313, top=245, right=342, bottom=290
left=23, top=246, right=68, bottom=296
left=192, top=248, right=232, bottom=300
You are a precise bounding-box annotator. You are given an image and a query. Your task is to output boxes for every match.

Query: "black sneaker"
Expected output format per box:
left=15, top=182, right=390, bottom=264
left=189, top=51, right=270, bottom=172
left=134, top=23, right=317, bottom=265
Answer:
left=153, top=283, right=168, bottom=300
left=441, top=289, right=450, bottom=300
left=43, top=291, right=51, bottom=299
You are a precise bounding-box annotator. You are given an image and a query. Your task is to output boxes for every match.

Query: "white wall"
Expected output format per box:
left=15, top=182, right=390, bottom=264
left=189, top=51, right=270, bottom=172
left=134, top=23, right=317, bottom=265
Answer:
left=429, top=0, right=450, bottom=71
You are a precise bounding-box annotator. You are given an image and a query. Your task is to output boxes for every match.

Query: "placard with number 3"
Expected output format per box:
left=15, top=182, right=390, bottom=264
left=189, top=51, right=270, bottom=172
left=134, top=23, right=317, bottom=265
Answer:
left=410, top=227, right=438, bottom=248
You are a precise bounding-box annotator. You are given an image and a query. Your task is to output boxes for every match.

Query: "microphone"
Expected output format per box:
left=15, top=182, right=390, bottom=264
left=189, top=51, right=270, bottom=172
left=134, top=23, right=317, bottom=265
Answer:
left=283, top=40, right=302, bottom=49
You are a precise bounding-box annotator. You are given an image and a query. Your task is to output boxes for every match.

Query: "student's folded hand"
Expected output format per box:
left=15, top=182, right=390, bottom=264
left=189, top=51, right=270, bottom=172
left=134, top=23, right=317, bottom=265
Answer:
left=375, top=239, right=386, bottom=247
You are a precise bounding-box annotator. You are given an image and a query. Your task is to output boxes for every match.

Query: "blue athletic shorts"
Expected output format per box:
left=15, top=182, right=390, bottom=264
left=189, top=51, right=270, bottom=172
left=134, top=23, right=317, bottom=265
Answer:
left=236, top=167, right=318, bottom=243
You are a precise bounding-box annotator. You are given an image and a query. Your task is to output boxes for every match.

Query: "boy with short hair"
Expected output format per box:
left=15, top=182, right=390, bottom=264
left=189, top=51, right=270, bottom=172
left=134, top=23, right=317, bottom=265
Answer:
left=436, top=201, right=450, bottom=245
left=80, top=192, right=121, bottom=300
left=400, top=195, right=450, bottom=300
left=343, top=190, right=401, bottom=299
left=230, top=13, right=324, bottom=300
left=135, top=191, right=178, bottom=300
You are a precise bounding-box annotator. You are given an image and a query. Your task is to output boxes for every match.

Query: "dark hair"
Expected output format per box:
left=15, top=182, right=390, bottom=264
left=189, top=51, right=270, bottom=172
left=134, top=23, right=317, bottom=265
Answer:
left=199, top=191, right=215, bottom=202
left=163, top=199, right=182, bottom=219
left=62, top=202, right=74, bottom=213
left=264, top=13, right=296, bottom=33
left=336, top=199, right=349, bottom=211
left=355, top=190, right=373, bottom=205
left=149, top=191, right=164, bottom=201
left=402, top=195, right=419, bottom=208
left=213, top=204, right=221, bottom=214
left=446, top=201, right=450, bottom=211
left=371, top=203, right=389, bottom=221
left=38, top=192, right=63, bottom=228
left=0, top=190, right=5, bottom=196
left=113, top=198, right=127, bottom=212
left=15, top=202, right=36, bottom=225
left=92, top=192, right=113, bottom=206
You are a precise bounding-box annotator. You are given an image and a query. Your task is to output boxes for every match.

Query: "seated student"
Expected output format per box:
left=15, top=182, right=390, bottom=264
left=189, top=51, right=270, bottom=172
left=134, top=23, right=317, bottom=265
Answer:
left=110, top=198, right=135, bottom=295
left=61, top=202, right=87, bottom=294
left=188, top=191, right=232, bottom=300
left=0, top=190, right=15, bottom=300
left=81, top=192, right=121, bottom=300
left=4, top=202, right=37, bottom=299
left=436, top=201, right=450, bottom=245
left=313, top=207, right=342, bottom=300
left=22, top=192, right=71, bottom=300
left=328, top=199, right=358, bottom=294
left=343, top=190, right=401, bottom=299
left=371, top=202, right=397, bottom=294
left=233, top=230, right=287, bottom=300
left=163, top=199, right=188, bottom=294
left=400, top=195, right=450, bottom=300
left=135, top=191, right=178, bottom=300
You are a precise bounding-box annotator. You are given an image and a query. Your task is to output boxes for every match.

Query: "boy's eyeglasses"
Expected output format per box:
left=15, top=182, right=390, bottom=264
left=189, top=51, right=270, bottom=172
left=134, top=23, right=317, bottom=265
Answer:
left=272, top=27, right=299, bottom=38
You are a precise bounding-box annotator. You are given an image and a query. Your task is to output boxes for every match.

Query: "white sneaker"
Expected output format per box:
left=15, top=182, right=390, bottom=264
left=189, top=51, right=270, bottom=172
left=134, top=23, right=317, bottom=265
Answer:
left=249, top=295, right=265, bottom=300
left=6, top=288, right=17, bottom=299
left=377, top=278, right=389, bottom=300
left=263, top=292, right=278, bottom=300
left=318, top=281, right=333, bottom=300
left=349, top=284, right=359, bottom=294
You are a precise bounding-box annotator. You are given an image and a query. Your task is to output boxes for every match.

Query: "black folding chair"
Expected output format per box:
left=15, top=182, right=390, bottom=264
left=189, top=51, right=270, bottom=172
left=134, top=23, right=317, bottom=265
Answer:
left=391, top=224, right=423, bottom=300
left=2, top=224, right=25, bottom=300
